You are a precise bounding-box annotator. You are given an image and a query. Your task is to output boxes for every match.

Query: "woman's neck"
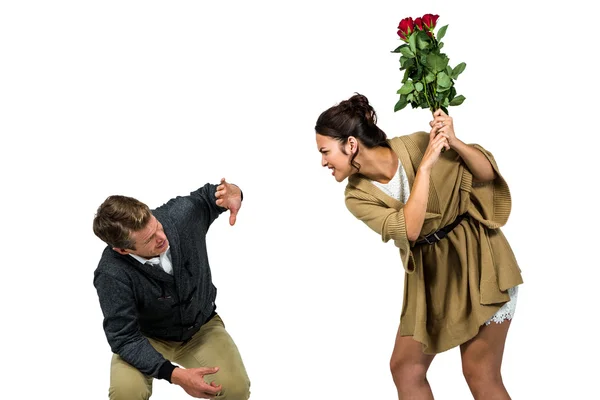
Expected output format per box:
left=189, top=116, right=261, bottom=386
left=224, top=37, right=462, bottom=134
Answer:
left=354, top=146, right=398, bottom=183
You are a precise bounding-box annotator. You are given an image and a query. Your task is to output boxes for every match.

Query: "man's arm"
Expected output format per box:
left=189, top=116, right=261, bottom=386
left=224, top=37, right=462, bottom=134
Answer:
left=94, top=272, right=176, bottom=380
left=94, top=272, right=224, bottom=396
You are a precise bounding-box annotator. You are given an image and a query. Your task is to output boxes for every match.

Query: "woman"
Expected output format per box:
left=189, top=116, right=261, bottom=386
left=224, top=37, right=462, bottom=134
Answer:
left=315, top=93, right=523, bottom=400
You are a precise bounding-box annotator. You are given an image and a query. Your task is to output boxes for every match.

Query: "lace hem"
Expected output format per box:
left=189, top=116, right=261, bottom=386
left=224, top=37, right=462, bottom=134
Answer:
left=484, top=286, right=519, bottom=325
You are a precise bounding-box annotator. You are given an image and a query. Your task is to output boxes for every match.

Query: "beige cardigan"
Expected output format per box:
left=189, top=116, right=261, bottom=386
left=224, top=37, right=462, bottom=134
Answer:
left=345, top=132, right=523, bottom=354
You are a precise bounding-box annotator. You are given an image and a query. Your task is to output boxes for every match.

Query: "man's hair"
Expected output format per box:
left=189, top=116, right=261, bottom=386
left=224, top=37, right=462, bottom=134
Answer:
left=93, top=195, right=152, bottom=249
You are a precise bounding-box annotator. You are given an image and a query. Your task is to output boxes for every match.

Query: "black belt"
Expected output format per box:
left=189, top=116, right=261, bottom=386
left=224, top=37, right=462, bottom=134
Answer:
left=415, top=213, right=468, bottom=246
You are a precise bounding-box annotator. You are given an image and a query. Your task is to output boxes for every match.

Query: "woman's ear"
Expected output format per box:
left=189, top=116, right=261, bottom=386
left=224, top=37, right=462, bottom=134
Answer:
left=347, top=136, right=358, bottom=154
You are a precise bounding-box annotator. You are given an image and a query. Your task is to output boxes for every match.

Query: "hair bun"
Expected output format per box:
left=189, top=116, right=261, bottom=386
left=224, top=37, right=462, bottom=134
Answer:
left=343, top=93, right=377, bottom=125
left=315, top=92, right=389, bottom=153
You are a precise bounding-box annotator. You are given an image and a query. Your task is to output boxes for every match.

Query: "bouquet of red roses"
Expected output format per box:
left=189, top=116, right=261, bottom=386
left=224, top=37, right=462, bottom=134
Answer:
left=392, top=14, right=466, bottom=114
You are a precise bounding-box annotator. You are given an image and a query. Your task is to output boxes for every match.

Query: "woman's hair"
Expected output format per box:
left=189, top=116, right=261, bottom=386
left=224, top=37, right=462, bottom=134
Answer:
left=315, top=93, right=390, bottom=171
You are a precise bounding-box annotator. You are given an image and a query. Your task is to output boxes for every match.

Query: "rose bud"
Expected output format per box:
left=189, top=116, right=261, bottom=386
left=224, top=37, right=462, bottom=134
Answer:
left=422, top=14, right=439, bottom=31
left=397, top=17, right=415, bottom=41
left=414, top=17, right=424, bottom=30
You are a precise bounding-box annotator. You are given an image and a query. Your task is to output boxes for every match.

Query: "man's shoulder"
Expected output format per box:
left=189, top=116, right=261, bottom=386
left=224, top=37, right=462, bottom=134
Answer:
left=153, top=194, right=195, bottom=222
left=94, top=247, right=136, bottom=281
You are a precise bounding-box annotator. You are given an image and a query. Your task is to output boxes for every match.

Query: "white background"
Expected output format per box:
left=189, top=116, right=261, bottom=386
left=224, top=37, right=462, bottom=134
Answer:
left=1, top=0, right=597, bottom=399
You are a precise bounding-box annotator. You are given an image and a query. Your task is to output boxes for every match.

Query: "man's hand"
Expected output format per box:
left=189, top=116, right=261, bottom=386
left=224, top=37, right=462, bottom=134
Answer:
left=171, top=367, right=222, bottom=399
left=215, top=178, right=242, bottom=226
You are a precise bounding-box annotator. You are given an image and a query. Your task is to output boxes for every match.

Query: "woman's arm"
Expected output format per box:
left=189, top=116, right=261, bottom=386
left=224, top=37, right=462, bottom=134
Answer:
left=430, top=109, right=496, bottom=182
left=403, top=128, right=450, bottom=241
left=451, top=139, right=496, bottom=182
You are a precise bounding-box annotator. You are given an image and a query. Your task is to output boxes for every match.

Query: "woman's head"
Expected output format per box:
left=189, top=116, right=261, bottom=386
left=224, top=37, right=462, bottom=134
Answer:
left=315, top=93, right=389, bottom=182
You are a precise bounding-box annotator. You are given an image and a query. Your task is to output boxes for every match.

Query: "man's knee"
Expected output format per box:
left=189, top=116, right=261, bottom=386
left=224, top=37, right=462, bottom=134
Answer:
left=109, top=380, right=152, bottom=400
left=109, top=355, right=153, bottom=400
left=216, top=375, right=251, bottom=400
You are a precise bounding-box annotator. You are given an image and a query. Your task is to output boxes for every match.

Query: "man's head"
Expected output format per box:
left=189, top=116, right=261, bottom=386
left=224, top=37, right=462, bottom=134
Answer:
left=93, top=195, right=169, bottom=258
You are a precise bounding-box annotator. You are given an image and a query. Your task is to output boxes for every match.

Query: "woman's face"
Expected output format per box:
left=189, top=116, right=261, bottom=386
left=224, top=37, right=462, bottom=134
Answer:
left=316, top=134, right=354, bottom=182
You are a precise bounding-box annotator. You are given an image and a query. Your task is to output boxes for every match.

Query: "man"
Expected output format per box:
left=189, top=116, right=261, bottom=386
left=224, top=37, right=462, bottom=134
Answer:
left=93, top=178, right=250, bottom=399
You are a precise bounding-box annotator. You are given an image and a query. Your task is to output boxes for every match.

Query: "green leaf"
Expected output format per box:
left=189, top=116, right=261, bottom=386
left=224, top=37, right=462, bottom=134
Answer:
left=451, top=62, right=466, bottom=79
left=437, top=71, right=452, bottom=88
left=425, top=71, right=436, bottom=83
left=449, top=86, right=457, bottom=100
left=407, top=93, right=414, bottom=102
left=391, top=44, right=408, bottom=53
left=449, top=95, right=466, bottom=106
left=399, top=55, right=408, bottom=68
left=416, top=31, right=432, bottom=50
left=413, top=64, right=424, bottom=81
left=446, top=66, right=453, bottom=76
left=408, top=33, right=417, bottom=54
left=415, top=82, right=424, bottom=92
left=394, top=95, right=409, bottom=112
left=437, top=24, right=449, bottom=41
left=399, top=46, right=415, bottom=58
left=397, top=81, right=414, bottom=94
left=426, top=53, right=448, bottom=72
left=402, top=68, right=410, bottom=83
left=400, top=57, right=415, bottom=71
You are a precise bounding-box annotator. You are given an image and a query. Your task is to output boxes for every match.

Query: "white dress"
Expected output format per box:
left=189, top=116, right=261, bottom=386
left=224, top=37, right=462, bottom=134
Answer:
left=371, top=163, right=518, bottom=325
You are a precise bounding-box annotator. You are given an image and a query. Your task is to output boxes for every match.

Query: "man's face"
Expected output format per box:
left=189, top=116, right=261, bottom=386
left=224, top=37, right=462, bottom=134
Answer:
left=114, top=215, right=169, bottom=259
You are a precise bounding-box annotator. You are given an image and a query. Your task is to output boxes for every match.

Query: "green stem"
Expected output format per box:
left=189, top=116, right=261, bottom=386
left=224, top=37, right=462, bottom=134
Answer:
left=429, top=82, right=438, bottom=113
left=423, top=78, right=433, bottom=111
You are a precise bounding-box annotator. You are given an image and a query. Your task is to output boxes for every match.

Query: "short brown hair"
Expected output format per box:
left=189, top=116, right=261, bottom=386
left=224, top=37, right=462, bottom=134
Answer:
left=93, top=195, right=152, bottom=249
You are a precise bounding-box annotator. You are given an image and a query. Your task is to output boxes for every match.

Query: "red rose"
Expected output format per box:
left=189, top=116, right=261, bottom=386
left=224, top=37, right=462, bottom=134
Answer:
left=397, top=17, right=414, bottom=41
left=421, top=14, right=439, bottom=31
left=414, top=17, right=424, bottom=30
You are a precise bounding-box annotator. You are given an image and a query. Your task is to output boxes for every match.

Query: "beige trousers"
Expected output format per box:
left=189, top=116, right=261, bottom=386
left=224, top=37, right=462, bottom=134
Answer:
left=109, top=314, right=250, bottom=399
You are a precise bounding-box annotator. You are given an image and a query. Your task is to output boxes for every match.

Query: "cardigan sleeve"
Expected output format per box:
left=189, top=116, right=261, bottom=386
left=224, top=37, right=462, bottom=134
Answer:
left=158, top=183, right=227, bottom=232
left=93, top=272, right=176, bottom=380
left=464, top=144, right=512, bottom=229
left=345, top=188, right=415, bottom=273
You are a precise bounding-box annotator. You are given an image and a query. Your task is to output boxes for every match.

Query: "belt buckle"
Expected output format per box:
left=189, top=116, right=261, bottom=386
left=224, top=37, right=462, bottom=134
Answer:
left=424, top=232, right=441, bottom=245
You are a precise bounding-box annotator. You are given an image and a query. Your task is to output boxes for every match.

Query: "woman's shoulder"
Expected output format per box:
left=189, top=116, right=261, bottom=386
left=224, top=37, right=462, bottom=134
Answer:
left=389, top=131, right=428, bottom=143
left=387, top=131, right=429, bottom=155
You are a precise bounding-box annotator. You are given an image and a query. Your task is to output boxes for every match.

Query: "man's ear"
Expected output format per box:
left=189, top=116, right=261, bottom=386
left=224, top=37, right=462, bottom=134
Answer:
left=113, top=247, right=132, bottom=255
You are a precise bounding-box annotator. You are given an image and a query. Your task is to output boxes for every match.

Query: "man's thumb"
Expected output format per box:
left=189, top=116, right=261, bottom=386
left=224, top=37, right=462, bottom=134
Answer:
left=229, top=209, right=238, bottom=226
left=198, top=366, right=220, bottom=375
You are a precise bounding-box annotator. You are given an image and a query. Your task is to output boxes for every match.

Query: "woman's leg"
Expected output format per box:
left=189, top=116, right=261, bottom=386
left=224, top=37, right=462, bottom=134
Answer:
left=390, top=327, right=436, bottom=400
left=460, top=320, right=512, bottom=400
